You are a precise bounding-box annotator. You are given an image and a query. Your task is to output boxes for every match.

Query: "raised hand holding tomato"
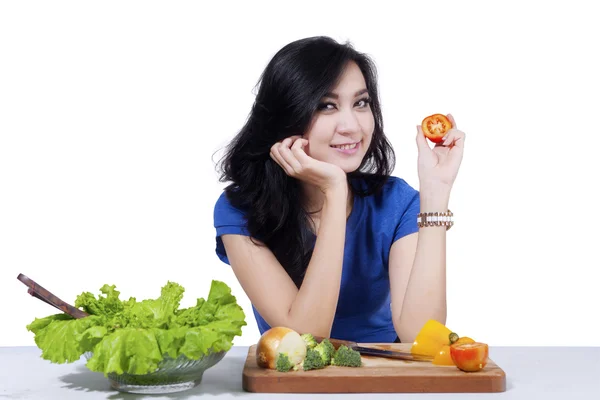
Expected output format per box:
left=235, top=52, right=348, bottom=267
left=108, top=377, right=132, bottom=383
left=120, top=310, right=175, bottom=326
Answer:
left=416, top=113, right=466, bottom=202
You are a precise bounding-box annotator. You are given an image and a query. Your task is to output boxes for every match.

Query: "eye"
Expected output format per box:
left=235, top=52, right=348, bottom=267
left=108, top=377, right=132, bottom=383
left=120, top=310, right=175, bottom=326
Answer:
left=317, top=102, right=336, bottom=111
left=355, top=98, right=372, bottom=108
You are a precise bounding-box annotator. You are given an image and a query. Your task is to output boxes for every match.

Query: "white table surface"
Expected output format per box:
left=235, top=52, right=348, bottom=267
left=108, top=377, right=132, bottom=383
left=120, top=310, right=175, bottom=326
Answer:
left=1, top=346, right=598, bottom=399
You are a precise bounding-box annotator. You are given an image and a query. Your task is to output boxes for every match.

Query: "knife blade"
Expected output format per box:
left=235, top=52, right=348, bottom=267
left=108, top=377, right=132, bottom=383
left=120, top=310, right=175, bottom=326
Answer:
left=314, top=336, right=433, bottom=362
left=351, top=345, right=433, bottom=362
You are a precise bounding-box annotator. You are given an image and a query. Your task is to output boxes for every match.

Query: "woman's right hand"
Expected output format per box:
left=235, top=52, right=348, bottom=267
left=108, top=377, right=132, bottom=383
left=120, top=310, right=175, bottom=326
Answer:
left=270, top=135, right=347, bottom=194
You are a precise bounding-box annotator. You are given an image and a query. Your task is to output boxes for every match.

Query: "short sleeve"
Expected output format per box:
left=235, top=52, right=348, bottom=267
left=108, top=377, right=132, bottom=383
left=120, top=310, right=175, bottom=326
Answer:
left=392, top=181, right=420, bottom=242
left=213, top=191, right=251, bottom=265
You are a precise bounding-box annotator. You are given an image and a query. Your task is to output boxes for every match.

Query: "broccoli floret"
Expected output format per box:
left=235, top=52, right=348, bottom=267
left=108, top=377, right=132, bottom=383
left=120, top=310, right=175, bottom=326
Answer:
left=331, top=345, right=362, bottom=367
left=301, top=333, right=318, bottom=349
left=313, top=338, right=335, bottom=365
left=275, top=353, right=294, bottom=372
left=302, top=348, right=325, bottom=371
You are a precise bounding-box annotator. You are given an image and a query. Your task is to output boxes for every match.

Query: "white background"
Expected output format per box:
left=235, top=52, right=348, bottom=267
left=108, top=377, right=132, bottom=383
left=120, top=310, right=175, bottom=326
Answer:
left=1, top=0, right=599, bottom=348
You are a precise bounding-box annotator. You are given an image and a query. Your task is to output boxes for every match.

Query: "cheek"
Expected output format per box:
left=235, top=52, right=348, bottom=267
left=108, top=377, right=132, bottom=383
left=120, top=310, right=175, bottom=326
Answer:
left=305, top=140, right=331, bottom=161
left=306, top=119, right=334, bottom=141
left=303, top=121, right=335, bottom=157
left=360, top=114, right=375, bottom=140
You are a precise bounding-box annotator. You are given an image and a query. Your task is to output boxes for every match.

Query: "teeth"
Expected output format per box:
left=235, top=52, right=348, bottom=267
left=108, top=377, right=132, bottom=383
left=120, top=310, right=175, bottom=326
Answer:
left=332, top=143, right=357, bottom=150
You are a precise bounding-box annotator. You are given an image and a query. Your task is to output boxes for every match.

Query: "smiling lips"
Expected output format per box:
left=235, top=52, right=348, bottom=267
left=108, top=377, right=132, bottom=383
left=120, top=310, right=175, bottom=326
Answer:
left=330, top=141, right=361, bottom=154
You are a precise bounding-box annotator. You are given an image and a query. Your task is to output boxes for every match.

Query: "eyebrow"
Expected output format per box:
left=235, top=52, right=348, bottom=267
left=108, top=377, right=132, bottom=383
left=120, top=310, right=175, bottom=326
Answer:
left=323, top=88, right=369, bottom=99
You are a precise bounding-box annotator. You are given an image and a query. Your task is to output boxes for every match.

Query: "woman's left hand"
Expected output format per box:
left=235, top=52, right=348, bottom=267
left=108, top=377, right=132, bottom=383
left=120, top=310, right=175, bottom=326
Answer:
left=416, top=114, right=465, bottom=194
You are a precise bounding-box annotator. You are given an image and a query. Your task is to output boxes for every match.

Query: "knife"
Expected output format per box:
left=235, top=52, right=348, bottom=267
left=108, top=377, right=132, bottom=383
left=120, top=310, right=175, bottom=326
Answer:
left=17, top=273, right=90, bottom=319
left=314, top=336, right=433, bottom=362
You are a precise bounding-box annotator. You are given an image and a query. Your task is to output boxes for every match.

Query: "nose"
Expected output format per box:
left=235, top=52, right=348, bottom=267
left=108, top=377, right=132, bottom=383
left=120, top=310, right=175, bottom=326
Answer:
left=336, top=107, right=360, bottom=136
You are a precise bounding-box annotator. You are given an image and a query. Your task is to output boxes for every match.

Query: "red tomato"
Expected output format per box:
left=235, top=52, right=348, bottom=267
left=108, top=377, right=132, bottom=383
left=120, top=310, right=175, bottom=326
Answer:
left=449, top=342, right=489, bottom=372
left=454, top=337, right=475, bottom=346
left=421, top=114, right=452, bottom=143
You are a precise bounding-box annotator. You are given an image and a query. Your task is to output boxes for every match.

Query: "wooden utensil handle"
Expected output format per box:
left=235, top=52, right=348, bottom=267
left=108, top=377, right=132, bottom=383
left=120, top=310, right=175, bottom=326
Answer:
left=17, top=273, right=89, bottom=319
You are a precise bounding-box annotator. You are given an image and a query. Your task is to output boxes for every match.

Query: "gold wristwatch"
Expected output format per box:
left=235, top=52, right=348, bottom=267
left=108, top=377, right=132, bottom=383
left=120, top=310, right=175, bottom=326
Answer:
left=417, top=210, right=454, bottom=230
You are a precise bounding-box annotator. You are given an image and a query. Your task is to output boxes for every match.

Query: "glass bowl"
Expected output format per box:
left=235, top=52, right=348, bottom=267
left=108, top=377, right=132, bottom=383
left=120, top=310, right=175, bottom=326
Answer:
left=84, top=350, right=227, bottom=394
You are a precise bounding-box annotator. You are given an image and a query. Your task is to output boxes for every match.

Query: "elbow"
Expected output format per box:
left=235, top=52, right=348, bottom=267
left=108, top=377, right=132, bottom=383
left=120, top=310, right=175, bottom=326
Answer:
left=289, top=322, right=332, bottom=339
left=397, top=327, right=417, bottom=344
left=281, top=323, right=332, bottom=338
left=282, top=311, right=333, bottom=338
left=396, top=311, right=447, bottom=344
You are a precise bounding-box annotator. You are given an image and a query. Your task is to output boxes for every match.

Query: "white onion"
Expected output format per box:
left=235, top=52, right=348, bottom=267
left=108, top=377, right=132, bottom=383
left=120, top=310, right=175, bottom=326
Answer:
left=256, top=326, right=307, bottom=369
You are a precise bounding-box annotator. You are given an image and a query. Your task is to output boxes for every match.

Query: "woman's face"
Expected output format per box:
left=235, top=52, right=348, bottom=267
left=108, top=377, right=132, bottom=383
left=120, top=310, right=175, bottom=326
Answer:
left=303, top=61, right=375, bottom=173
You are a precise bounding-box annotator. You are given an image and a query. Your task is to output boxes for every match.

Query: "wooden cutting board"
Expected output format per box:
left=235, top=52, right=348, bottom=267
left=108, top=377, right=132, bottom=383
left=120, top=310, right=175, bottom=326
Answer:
left=242, top=343, right=506, bottom=393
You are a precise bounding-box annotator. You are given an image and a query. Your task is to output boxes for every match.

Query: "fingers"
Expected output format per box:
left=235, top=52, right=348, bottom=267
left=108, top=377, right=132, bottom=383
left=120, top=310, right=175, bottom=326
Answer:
left=290, top=138, right=311, bottom=164
left=279, top=137, right=305, bottom=173
left=446, top=129, right=465, bottom=167
left=432, top=114, right=458, bottom=148
left=447, top=113, right=457, bottom=129
left=270, top=138, right=294, bottom=175
left=415, top=125, right=431, bottom=152
left=270, top=135, right=307, bottom=176
left=440, top=129, right=465, bottom=149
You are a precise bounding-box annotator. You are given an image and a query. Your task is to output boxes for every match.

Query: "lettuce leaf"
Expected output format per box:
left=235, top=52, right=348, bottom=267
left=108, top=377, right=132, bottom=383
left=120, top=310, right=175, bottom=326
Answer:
left=26, top=280, right=246, bottom=376
left=175, top=280, right=245, bottom=328
left=75, top=284, right=131, bottom=317
left=86, top=328, right=164, bottom=375
left=27, top=314, right=105, bottom=363
left=154, top=326, right=221, bottom=360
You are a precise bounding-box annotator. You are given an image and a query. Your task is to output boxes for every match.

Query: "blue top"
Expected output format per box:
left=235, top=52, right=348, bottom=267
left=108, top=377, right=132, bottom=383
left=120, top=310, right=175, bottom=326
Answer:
left=213, top=176, right=420, bottom=343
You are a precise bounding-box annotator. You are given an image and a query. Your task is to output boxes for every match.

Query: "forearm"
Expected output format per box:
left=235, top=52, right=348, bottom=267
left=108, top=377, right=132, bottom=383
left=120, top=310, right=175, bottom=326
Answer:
left=397, top=188, right=450, bottom=343
left=287, top=187, right=347, bottom=337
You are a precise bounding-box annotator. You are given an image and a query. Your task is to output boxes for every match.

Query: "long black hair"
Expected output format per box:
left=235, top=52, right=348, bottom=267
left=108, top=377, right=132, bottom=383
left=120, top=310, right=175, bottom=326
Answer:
left=217, top=36, right=395, bottom=287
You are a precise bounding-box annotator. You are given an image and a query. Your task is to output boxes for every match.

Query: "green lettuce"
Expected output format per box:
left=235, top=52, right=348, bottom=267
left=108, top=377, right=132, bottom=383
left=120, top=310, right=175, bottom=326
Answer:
left=26, top=280, right=246, bottom=376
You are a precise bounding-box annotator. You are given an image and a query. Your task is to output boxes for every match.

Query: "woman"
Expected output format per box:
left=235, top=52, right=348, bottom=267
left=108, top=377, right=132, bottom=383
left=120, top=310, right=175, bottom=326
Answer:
left=213, top=36, right=465, bottom=344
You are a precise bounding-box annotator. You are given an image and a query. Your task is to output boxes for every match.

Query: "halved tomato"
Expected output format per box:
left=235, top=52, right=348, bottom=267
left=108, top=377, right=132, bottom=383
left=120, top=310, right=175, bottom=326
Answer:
left=449, top=342, right=489, bottom=372
left=454, top=337, right=475, bottom=346
left=421, top=114, right=452, bottom=143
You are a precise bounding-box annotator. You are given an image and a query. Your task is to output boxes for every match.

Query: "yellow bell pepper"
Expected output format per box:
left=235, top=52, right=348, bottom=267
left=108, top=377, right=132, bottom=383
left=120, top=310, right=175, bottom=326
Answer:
left=432, top=345, right=454, bottom=365
left=410, top=319, right=456, bottom=357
